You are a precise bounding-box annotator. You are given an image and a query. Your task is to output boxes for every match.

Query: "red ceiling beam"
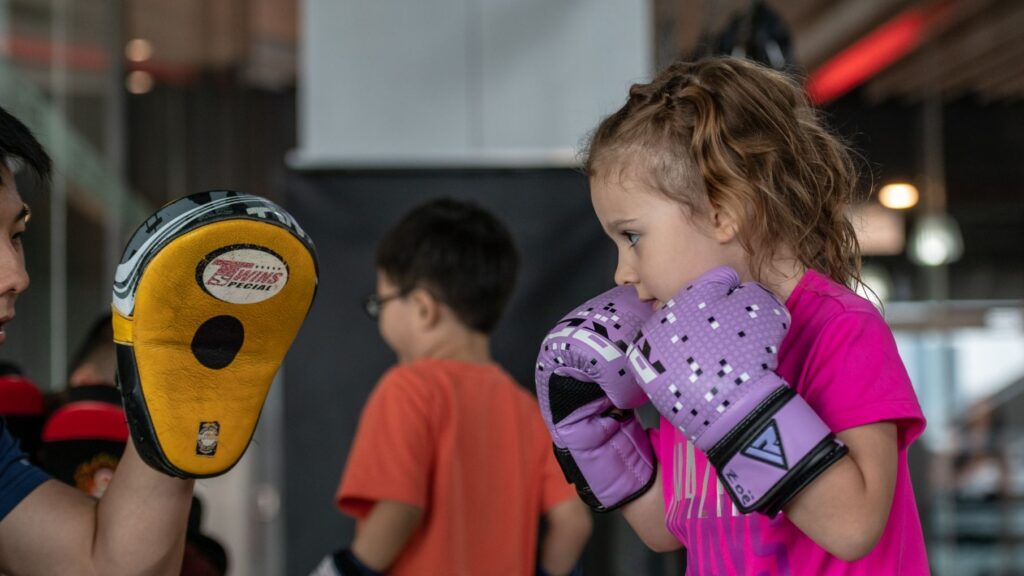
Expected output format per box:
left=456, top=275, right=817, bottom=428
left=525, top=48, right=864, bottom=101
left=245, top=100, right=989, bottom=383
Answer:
left=1, top=35, right=109, bottom=72
left=806, top=0, right=959, bottom=104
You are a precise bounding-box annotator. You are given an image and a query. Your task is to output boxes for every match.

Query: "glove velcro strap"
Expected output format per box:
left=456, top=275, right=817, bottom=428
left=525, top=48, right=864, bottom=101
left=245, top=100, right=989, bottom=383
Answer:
left=553, top=444, right=657, bottom=513
left=757, top=435, right=848, bottom=517
left=553, top=445, right=604, bottom=510
left=706, top=386, right=848, bottom=517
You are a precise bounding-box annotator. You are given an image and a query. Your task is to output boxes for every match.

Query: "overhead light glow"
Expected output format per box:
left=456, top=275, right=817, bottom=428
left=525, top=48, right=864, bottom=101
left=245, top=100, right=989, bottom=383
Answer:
left=126, top=70, right=154, bottom=94
left=879, top=183, right=919, bottom=210
left=125, top=39, right=153, bottom=63
left=909, top=213, right=963, bottom=267
left=856, top=263, right=893, bottom=309
left=851, top=203, right=905, bottom=255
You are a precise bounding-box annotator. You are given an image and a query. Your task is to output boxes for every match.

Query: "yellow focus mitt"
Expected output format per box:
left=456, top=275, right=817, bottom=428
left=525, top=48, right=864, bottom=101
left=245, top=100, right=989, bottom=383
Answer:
left=112, top=191, right=317, bottom=477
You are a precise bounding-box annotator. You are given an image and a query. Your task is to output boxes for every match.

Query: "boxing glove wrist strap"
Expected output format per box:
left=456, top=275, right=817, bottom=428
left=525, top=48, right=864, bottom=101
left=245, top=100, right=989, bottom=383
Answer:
left=702, top=382, right=848, bottom=517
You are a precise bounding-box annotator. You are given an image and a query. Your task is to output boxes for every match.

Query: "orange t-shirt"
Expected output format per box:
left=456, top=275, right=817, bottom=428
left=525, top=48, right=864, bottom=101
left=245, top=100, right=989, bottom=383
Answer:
left=336, top=358, right=575, bottom=576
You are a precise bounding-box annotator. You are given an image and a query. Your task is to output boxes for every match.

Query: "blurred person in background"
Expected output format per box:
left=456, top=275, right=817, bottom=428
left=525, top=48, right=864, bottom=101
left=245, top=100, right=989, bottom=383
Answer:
left=67, top=312, right=117, bottom=389
left=312, top=199, right=592, bottom=576
left=0, top=362, right=44, bottom=463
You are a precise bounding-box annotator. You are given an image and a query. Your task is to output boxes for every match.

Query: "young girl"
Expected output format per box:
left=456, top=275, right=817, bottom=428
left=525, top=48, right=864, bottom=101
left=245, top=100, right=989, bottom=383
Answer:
left=539, top=56, right=928, bottom=574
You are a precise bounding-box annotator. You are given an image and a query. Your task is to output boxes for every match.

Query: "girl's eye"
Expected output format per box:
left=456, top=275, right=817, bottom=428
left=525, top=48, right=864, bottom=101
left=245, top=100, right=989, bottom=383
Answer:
left=623, top=232, right=640, bottom=247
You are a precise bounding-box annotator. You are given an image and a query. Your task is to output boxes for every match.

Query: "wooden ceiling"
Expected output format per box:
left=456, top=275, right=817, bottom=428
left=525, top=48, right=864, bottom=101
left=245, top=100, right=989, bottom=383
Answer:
left=658, top=0, right=1024, bottom=102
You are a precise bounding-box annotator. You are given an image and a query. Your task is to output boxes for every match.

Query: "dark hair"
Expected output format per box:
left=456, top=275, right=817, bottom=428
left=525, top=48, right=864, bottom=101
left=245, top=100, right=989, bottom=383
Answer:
left=376, top=198, right=519, bottom=334
left=585, top=56, right=863, bottom=288
left=69, top=313, right=113, bottom=376
left=0, top=360, right=24, bottom=377
left=0, top=105, right=52, bottom=185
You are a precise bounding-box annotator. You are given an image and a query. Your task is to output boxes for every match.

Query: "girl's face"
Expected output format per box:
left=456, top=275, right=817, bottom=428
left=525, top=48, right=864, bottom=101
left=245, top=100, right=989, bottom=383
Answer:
left=590, top=173, right=747, bottom=306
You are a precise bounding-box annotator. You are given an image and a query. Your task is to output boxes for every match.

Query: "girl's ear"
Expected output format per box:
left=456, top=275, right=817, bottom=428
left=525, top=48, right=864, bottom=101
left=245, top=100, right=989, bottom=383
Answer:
left=710, top=203, right=741, bottom=244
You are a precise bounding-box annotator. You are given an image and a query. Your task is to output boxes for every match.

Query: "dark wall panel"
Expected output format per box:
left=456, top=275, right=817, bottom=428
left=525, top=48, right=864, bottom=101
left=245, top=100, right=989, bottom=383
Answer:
left=281, top=168, right=673, bottom=575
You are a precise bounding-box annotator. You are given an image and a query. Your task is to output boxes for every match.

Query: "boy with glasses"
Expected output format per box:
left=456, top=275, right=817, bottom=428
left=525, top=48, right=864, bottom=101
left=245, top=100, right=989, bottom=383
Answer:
left=313, top=198, right=591, bottom=576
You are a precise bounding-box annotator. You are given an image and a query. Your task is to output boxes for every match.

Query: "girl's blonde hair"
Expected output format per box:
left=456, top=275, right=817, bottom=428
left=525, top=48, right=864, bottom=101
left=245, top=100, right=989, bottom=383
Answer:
left=585, top=56, right=864, bottom=288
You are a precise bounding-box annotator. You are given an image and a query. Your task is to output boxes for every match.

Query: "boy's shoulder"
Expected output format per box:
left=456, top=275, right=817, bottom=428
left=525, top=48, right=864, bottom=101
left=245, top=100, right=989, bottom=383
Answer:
left=372, top=360, right=538, bottom=422
left=378, top=358, right=524, bottom=394
left=363, top=362, right=450, bottom=424
left=376, top=361, right=438, bottom=392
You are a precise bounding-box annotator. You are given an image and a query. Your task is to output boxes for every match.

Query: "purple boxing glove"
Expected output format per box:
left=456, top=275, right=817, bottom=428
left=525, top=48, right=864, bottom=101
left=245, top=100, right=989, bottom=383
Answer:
left=627, top=267, right=848, bottom=516
left=535, top=286, right=657, bottom=512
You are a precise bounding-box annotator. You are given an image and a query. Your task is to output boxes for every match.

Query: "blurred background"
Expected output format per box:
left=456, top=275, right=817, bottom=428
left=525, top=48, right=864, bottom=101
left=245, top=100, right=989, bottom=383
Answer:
left=1, top=0, right=1022, bottom=574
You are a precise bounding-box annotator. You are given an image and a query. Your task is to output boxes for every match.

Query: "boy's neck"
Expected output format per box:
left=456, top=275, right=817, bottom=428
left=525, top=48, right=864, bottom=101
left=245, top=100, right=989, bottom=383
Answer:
left=406, top=324, right=493, bottom=365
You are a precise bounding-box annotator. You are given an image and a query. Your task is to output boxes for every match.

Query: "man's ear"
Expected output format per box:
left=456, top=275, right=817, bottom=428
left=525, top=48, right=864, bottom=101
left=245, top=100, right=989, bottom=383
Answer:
left=410, top=288, right=442, bottom=329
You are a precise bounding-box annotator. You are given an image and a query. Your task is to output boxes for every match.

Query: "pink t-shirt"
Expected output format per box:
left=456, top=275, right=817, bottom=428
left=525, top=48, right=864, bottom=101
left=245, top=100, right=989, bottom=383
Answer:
left=652, top=269, right=929, bottom=575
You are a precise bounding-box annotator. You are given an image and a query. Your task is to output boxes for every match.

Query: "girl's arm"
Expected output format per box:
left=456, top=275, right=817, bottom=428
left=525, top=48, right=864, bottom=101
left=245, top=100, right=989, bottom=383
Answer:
left=784, top=421, right=898, bottom=561
left=621, top=472, right=683, bottom=553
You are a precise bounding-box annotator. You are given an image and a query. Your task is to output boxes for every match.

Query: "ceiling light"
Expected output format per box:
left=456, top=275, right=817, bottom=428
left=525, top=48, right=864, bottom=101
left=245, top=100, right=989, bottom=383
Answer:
left=126, top=71, right=154, bottom=94
left=851, top=203, right=905, bottom=255
left=856, top=263, right=893, bottom=308
left=125, top=39, right=153, bottom=63
left=908, top=213, right=963, bottom=267
left=879, top=183, right=919, bottom=210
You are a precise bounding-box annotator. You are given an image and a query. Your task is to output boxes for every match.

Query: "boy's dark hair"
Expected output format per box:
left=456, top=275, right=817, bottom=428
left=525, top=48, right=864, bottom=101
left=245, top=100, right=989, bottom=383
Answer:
left=0, top=105, right=51, bottom=186
left=376, top=198, right=519, bottom=334
left=69, top=313, right=114, bottom=377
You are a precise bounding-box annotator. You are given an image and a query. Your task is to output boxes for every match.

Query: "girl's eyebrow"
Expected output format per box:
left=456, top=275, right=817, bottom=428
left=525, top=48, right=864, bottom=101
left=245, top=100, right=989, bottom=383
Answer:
left=606, top=218, right=637, bottom=229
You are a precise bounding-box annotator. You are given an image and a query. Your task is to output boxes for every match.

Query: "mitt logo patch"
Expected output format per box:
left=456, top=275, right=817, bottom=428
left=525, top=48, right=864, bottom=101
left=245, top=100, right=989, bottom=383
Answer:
left=198, top=245, right=288, bottom=304
left=196, top=421, right=220, bottom=456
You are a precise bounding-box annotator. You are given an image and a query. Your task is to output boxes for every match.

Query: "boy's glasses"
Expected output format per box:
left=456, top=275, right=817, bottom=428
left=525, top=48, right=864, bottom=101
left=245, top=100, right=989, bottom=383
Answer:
left=362, top=292, right=403, bottom=319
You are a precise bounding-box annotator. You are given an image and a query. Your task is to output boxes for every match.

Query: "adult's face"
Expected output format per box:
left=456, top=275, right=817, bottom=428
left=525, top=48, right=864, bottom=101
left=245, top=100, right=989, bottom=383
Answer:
left=0, top=163, right=31, bottom=346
